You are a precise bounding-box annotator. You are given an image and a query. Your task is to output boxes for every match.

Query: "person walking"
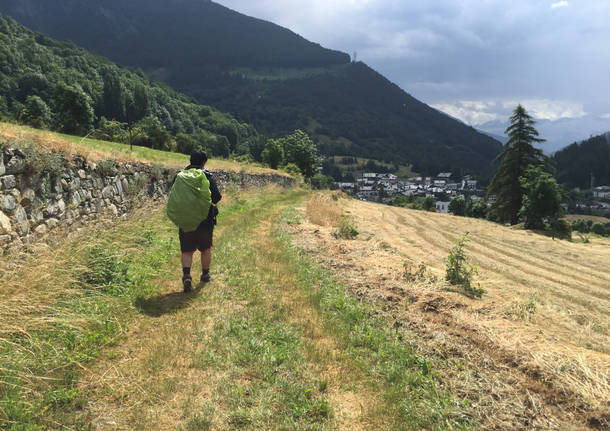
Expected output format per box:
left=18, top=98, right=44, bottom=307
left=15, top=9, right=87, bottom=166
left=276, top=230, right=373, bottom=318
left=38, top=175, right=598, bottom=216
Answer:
left=167, top=150, right=221, bottom=292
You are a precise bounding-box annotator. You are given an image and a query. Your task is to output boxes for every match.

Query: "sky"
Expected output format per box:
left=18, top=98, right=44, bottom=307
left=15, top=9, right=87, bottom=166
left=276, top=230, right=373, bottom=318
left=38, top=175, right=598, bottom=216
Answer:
left=217, top=0, right=610, bottom=133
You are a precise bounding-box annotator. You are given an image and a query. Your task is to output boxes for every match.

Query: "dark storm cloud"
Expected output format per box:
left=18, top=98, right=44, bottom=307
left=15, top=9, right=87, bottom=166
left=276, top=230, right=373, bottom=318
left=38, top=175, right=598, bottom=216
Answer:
left=218, top=1, right=610, bottom=125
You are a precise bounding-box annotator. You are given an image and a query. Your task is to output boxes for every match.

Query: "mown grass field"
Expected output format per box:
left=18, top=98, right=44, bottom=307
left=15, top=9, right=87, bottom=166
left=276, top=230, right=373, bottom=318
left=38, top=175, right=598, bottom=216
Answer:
left=293, top=193, right=610, bottom=430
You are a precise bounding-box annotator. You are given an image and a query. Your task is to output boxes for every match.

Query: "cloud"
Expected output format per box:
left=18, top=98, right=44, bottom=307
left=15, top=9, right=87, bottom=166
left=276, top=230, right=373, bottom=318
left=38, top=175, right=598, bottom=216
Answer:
left=551, top=1, right=569, bottom=9
left=502, top=100, right=586, bottom=121
left=432, top=99, right=586, bottom=126
left=601, top=113, right=610, bottom=119
left=217, top=0, right=610, bottom=119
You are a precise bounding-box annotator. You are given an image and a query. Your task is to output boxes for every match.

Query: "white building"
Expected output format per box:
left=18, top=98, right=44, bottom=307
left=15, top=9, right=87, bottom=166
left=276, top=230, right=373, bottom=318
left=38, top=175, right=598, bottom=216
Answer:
left=436, top=201, right=450, bottom=213
left=593, top=186, right=610, bottom=199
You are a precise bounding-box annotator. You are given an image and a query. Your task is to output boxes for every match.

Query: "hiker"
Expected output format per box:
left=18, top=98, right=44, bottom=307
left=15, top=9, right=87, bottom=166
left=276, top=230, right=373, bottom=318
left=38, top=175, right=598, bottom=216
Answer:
left=167, top=150, right=222, bottom=292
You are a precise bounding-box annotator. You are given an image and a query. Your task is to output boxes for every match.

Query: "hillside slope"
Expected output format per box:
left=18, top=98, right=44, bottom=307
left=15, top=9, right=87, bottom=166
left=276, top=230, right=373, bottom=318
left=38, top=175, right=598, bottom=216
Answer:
left=0, top=15, right=258, bottom=157
left=295, top=194, right=609, bottom=430
left=0, top=0, right=503, bottom=174
left=553, top=133, right=610, bottom=188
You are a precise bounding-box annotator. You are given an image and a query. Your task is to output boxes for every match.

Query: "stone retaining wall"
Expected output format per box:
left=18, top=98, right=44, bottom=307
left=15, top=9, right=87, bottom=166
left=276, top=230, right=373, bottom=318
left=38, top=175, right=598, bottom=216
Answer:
left=0, top=147, right=295, bottom=253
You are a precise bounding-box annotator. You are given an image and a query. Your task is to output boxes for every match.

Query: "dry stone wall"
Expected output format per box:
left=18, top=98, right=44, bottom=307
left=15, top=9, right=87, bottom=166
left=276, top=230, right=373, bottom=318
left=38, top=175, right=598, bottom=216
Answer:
left=0, top=146, right=295, bottom=253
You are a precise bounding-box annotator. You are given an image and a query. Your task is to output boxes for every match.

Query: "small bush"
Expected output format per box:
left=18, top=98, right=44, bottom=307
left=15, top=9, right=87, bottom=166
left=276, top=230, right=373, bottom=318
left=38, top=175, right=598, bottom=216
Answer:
left=591, top=222, right=607, bottom=236
left=334, top=215, right=358, bottom=240
left=403, top=259, right=432, bottom=282
left=445, top=233, right=483, bottom=298
left=282, top=163, right=302, bottom=177
left=97, top=159, right=118, bottom=176
left=127, top=174, right=148, bottom=197
left=150, top=164, right=165, bottom=181
left=17, top=141, right=65, bottom=178
left=546, top=218, right=572, bottom=240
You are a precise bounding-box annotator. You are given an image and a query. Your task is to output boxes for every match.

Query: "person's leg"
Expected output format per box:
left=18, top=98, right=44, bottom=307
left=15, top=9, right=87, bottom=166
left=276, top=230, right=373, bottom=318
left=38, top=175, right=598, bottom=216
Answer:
left=179, top=229, right=197, bottom=292
left=201, top=248, right=211, bottom=270
left=182, top=251, right=194, bottom=271
left=197, top=223, right=214, bottom=283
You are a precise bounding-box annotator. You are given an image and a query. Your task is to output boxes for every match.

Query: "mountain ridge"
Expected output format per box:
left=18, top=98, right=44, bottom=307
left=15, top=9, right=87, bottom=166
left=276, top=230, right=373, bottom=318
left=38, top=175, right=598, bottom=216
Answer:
left=0, top=0, right=503, bottom=174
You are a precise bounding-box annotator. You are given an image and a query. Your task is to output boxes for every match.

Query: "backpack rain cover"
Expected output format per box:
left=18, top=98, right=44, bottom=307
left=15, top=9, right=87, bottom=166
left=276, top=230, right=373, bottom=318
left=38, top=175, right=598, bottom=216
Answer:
left=166, top=169, right=212, bottom=232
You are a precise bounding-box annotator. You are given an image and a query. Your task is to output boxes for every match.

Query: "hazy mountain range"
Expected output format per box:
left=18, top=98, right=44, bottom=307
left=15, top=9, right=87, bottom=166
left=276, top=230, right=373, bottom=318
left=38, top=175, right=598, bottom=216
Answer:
left=478, top=115, right=610, bottom=154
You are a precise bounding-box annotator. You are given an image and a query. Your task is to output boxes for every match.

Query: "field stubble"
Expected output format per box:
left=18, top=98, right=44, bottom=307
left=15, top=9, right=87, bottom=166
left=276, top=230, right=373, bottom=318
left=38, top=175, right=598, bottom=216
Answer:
left=297, top=192, right=610, bottom=430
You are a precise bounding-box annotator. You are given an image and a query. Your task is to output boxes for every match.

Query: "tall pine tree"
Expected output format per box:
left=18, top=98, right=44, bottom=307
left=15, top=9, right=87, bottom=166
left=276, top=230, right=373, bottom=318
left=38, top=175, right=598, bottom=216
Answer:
left=487, top=105, right=549, bottom=225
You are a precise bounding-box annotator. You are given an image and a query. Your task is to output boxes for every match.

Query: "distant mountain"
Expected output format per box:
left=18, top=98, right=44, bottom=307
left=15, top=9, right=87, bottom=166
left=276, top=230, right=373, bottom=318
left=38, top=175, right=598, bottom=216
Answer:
left=479, top=115, right=610, bottom=154
left=478, top=129, right=508, bottom=145
left=552, top=133, right=610, bottom=189
left=0, top=0, right=502, bottom=174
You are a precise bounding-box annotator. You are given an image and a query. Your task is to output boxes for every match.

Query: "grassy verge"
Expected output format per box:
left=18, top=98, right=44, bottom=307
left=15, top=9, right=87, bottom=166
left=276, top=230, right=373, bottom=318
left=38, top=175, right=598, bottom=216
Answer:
left=0, top=189, right=284, bottom=430
left=272, top=209, right=473, bottom=430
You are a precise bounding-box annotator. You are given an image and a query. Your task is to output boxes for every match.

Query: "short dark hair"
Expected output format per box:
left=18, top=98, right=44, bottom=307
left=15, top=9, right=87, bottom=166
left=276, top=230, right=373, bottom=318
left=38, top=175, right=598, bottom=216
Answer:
left=190, top=149, right=208, bottom=166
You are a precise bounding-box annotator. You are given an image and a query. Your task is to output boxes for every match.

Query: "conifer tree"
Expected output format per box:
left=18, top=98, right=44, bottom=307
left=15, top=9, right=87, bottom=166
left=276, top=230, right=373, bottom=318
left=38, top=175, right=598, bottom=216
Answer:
left=487, top=105, right=549, bottom=225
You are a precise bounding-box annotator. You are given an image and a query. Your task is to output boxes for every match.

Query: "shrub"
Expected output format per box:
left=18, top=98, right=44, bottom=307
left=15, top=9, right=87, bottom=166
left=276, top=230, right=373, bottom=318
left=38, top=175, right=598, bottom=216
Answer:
left=403, top=259, right=435, bottom=282
left=334, top=215, right=358, bottom=240
left=448, top=196, right=466, bottom=216
left=127, top=174, right=148, bottom=196
left=150, top=164, right=165, bottom=181
left=421, top=196, right=436, bottom=212
left=571, top=218, right=589, bottom=233
left=445, top=233, right=483, bottom=298
left=310, top=173, right=335, bottom=190
left=18, top=141, right=64, bottom=178
left=97, top=159, right=118, bottom=176
left=466, top=200, right=488, bottom=218
left=591, top=222, right=607, bottom=236
left=283, top=163, right=302, bottom=177
left=546, top=218, right=572, bottom=240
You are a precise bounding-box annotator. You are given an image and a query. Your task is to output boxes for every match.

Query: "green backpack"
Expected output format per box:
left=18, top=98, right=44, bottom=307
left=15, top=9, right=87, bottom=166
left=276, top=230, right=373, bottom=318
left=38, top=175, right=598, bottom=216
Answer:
left=166, top=169, right=212, bottom=232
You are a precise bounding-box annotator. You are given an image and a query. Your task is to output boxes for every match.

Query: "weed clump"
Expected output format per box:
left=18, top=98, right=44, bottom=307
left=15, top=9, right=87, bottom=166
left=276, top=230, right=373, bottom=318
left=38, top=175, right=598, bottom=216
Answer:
left=127, top=173, right=148, bottom=197
left=334, top=215, right=358, bottom=240
left=403, top=259, right=436, bottom=283
left=97, top=159, right=118, bottom=176
left=80, top=245, right=131, bottom=296
left=445, top=232, right=483, bottom=298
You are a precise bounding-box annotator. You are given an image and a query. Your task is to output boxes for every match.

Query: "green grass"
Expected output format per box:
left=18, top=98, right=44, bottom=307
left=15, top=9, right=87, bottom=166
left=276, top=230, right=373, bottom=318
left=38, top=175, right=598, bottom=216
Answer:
left=59, top=131, right=189, bottom=166
left=0, top=189, right=278, bottom=430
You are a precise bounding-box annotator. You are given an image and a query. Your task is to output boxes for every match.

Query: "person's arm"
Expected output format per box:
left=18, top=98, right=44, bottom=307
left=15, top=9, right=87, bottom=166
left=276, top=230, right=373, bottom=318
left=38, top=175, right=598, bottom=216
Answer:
left=206, top=172, right=222, bottom=204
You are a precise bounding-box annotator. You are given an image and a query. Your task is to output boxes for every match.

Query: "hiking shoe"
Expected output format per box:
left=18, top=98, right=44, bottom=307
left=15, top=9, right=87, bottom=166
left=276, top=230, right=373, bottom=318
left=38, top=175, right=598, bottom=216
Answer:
left=200, top=273, right=212, bottom=283
left=182, top=275, right=193, bottom=293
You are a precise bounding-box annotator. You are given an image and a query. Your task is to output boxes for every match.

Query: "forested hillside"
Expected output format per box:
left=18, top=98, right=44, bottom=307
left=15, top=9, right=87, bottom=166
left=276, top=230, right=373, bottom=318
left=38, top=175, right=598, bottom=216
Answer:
left=0, top=15, right=260, bottom=158
left=553, top=133, right=610, bottom=188
left=0, top=0, right=502, bottom=174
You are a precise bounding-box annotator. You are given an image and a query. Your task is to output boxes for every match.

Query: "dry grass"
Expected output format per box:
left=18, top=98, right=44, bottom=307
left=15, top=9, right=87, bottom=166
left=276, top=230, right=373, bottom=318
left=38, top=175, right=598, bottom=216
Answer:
left=305, top=191, right=344, bottom=227
left=0, top=122, right=289, bottom=175
left=294, top=193, right=610, bottom=430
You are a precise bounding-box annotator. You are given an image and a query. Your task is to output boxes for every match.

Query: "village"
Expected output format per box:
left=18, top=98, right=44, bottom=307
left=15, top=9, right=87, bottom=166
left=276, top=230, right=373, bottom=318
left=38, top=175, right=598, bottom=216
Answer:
left=336, top=172, right=482, bottom=213
left=336, top=172, right=610, bottom=215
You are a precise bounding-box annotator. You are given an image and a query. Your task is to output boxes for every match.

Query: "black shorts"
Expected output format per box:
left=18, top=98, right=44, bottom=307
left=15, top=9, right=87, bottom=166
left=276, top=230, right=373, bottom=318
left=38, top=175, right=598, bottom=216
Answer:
left=179, top=219, right=214, bottom=252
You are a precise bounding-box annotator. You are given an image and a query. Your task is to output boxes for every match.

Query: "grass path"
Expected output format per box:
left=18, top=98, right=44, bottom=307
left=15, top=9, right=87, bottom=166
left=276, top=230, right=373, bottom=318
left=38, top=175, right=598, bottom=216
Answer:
left=1, top=188, right=471, bottom=430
